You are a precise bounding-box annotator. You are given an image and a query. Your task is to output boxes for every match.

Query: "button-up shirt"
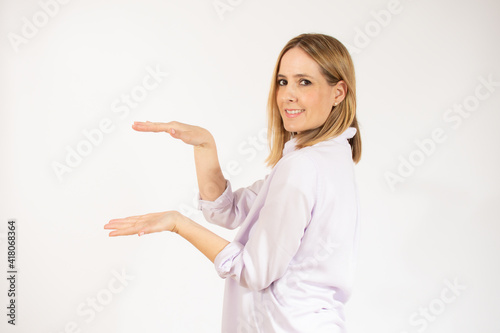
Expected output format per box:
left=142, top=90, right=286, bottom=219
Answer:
left=198, top=127, right=360, bottom=332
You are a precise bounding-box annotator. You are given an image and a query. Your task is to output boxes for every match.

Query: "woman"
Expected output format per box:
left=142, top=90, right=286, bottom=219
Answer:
left=104, top=33, right=362, bottom=332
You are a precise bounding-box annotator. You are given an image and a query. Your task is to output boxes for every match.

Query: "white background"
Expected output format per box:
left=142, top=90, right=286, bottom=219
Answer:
left=1, top=0, right=499, bottom=332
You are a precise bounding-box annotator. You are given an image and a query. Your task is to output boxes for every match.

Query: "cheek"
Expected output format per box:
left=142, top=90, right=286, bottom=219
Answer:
left=304, top=90, right=327, bottom=114
left=315, top=89, right=335, bottom=115
left=276, top=89, right=287, bottom=109
left=276, top=89, right=282, bottom=104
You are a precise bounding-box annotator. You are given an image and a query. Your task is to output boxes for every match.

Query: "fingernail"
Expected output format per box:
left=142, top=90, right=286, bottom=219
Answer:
left=171, top=128, right=175, bottom=134
left=138, top=231, right=145, bottom=236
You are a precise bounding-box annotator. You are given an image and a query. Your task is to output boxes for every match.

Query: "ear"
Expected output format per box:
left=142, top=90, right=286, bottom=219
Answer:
left=333, top=81, right=348, bottom=105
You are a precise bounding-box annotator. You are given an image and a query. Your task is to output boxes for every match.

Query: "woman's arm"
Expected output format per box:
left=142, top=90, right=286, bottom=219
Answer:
left=198, top=176, right=268, bottom=229
left=175, top=214, right=230, bottom=262
left=104, top=211, right=229, bottom=263
left=192, top=134, right=227, bottom=201
left=132, top=121, right=226, bottom=201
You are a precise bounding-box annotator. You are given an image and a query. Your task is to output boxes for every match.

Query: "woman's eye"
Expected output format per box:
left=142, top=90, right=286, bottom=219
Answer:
left=300, top=79, right=311, bottom=86
left=278, top=79, right=287, bottom=86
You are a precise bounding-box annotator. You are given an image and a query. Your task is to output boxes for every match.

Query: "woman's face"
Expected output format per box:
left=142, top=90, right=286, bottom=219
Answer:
left=276, top=47, right=344, bottom=134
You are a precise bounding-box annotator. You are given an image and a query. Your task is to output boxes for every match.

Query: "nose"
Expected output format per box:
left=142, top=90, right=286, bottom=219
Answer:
left=282, top=86, right=297, bottom=103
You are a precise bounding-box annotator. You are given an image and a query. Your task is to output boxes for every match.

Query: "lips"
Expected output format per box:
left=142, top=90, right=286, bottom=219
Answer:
left=284, top=109, right=305, bottom=118
left=286, top=109, right=305, bottom=114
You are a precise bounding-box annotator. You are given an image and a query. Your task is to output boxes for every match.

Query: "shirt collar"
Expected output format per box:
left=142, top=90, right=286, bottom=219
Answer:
left=282, top=127, right=357, bottom=156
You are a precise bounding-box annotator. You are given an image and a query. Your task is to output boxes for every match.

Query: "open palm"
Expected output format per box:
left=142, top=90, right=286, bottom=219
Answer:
left=104, top=211, right=181, bottom=237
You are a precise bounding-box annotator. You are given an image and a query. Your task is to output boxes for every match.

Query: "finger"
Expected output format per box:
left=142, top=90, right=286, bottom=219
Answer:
left=109, top=227, right=148, bottom=237
left=108, top=227, right=139, bottom=237
left=132, top=121, right=185, bottom=133
left=104, top=221, right=135, bottom=230
left=108, top=230, right=128, bottom=237
left=132, top=121, right=170, bottom=133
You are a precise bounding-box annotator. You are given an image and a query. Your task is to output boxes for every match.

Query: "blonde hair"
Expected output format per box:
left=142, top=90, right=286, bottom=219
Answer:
left=265, top=33, right=362, bottom=167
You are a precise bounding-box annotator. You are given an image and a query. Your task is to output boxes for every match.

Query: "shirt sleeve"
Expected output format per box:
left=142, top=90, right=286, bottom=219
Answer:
left=198, top=176, right=268, bottom=230
left=213, top=154, right=318, bottom=291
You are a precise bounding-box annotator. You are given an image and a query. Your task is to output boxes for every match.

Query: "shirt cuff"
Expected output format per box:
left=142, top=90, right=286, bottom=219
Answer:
left=214, top=241, right=244, bottom=279
left=197, top=179, right=232, bottom=211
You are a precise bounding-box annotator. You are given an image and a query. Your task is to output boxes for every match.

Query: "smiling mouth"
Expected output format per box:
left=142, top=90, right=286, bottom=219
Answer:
left=285, top=109, right=305, bottom=115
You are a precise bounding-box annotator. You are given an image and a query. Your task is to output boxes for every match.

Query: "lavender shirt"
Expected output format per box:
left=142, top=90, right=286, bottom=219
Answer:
left=198, top=127, right=360, bottom=333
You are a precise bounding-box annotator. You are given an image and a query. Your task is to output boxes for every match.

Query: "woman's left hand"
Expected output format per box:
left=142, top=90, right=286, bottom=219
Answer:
left=104, top=211, right=182, bottom=237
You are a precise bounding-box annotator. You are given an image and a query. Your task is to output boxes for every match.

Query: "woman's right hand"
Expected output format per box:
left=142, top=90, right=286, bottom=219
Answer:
left=132, top=121, right=214, bottom=148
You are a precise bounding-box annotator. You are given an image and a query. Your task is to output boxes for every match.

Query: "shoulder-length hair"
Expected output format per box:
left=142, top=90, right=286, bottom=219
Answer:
left=265, top=33, right=362, bottom=167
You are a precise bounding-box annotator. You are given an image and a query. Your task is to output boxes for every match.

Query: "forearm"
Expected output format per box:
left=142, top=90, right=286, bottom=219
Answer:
left=194, top=135, right=226, bottom=201
left=174, top=214, right=230, bottom=263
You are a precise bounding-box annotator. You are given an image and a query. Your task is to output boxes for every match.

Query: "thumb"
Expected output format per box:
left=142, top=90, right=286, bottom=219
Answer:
left=168, top=127, right=180, bottom=138
left=167, top=125, right=191, bottom=143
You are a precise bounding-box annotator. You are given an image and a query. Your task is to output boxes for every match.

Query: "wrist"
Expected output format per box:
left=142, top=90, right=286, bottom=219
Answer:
left=171, top=211, right=187, bottom=235
left=194, top=131, right=215, bottom=149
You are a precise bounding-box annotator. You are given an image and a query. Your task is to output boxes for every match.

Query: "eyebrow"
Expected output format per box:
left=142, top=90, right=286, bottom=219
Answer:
left=277, top=74, right=314, bottom=79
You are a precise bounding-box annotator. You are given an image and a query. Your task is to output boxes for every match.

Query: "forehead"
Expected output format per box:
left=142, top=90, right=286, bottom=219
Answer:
left=279, top=47, right=321, bottom=76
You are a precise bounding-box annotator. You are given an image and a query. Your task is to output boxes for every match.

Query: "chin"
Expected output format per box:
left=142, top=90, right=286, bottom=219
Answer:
left=283, top=122, right=304, bottom=134
left=284, top=125, right=299, bottom=133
